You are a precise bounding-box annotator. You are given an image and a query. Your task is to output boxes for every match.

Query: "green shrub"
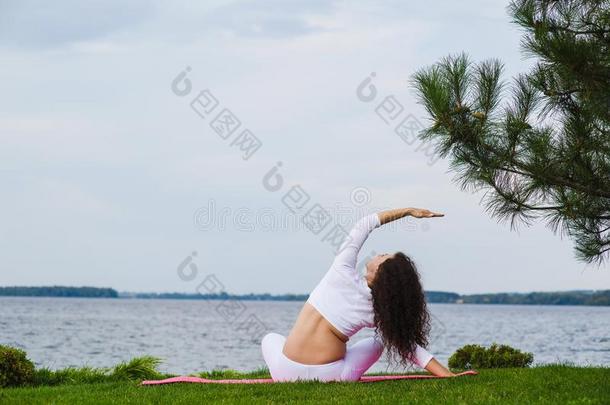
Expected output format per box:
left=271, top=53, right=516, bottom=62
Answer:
left=449, top=343, right=534, bottom=369
left=0, top=345, right=35, bottom=388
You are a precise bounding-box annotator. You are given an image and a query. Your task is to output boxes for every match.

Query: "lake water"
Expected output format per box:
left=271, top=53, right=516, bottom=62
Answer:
left=1, top=297, right=608, bottom=374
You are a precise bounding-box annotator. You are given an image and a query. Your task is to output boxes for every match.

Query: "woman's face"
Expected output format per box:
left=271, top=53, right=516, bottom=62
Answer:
left=365, top=253, right=392, bottom=286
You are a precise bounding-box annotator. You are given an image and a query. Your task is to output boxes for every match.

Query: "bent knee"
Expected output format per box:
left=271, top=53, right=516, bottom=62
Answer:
left=261, top=332, right=284, bottom=349
left=261, top=333, right=285, bottom=363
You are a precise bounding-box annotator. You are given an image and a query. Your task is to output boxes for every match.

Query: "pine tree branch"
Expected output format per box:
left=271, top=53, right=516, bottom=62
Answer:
left=547, top=25, right=610, bottom=36
left=477, top=140, right=610, bottom=199
left=413, top=0, right=610, bottom=263
left=488, top=180, right=559, bottom=212
left=456, top=148, right=564, bottom=212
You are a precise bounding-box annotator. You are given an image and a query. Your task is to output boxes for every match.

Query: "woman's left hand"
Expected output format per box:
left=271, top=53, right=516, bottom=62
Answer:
left=408, top=208, right=444, bottom=218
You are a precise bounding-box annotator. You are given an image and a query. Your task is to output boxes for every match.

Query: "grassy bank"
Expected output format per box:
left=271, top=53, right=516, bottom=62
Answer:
left=1, top=365, right=608, bottom=404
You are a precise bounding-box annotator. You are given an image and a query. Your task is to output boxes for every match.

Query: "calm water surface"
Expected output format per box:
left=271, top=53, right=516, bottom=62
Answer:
left=0, top=297, right=608, bottom=374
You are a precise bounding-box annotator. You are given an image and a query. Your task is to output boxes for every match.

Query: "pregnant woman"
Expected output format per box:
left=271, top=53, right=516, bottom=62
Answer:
left=261, top=207, right=455, bottom=382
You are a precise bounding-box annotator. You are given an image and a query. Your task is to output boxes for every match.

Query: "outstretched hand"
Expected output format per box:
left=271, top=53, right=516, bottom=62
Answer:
left=408, top=208, right=444, bottom=218
left=377, top=207, right=444, bottom=225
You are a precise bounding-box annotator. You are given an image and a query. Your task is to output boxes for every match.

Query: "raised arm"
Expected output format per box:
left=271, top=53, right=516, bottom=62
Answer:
left=332, top=213, right=381, bottom=270
left=377, top=207, right=444, bottom=225
left=332, top=208, right=444, bottom=271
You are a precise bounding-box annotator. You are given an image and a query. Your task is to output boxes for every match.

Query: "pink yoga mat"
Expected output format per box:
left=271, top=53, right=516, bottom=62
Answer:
left=141, top=370, right=477, bottom=385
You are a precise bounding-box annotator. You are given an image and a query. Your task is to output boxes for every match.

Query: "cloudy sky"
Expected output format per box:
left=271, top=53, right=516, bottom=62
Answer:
left=1, top=0, right=608, bottom=295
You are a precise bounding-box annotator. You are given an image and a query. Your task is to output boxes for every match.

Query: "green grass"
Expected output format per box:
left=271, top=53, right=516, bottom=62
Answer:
left=31, top=356, right=165, bottom=386
left=1, top=365, right=608, bottom=404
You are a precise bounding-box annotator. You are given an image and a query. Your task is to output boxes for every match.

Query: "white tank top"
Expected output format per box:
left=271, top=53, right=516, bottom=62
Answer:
left=306, top=213, right=381, bottom=337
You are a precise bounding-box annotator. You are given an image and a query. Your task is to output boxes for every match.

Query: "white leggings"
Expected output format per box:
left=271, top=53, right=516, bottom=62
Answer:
left=261, top=333, right=435, bottom=382
left=261, top=333, right=383, bottom=382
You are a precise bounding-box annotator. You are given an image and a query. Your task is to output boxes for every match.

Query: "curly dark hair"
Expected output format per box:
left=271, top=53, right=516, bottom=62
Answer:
left=370, top=251, right=431, bottom=367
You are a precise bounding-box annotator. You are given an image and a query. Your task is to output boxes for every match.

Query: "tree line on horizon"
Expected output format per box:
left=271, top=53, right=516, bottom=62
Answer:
left=0, top=286, right=118, bottom=298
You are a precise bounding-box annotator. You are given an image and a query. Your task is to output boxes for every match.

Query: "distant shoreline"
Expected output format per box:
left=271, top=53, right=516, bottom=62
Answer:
left=1, top=286, right=609, bottom=306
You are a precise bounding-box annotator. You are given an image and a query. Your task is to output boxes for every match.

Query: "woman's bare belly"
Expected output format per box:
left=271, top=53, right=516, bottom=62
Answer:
left=282, top=303, right=349, bottom=365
